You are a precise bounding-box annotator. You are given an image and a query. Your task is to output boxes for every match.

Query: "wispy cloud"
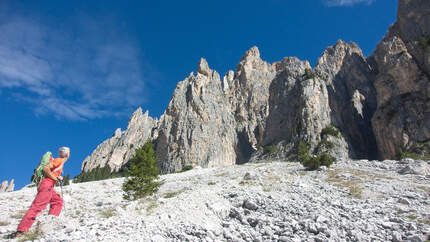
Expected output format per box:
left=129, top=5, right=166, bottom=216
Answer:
left=323, top=0, right=375, bottom=7
left=0, top=10, right=148, bottom=121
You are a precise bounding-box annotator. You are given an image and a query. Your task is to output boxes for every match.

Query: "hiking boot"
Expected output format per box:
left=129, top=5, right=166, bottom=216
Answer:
left=5, top=231, right=24, bottom=239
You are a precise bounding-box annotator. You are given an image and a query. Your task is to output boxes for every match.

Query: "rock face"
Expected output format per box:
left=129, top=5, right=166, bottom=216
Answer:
left=81, top=108, right=158, bottom=172
left=0, top=179, right=14, bottom=193
left=262, top=57, right=348, bottom=160
left=80, top=0, right=429, bottom=174
left=156, top=59, right=238, bottom=172
left=370, top=0, right=430, bottom=160
left=224, top=47, right=277, bottom=163
left=315, top=40, right=378, bottom=159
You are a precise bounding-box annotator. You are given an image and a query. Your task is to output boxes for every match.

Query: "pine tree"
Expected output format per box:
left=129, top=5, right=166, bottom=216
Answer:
left=122, top=140, right=161, bottom=200
left=63, top=174, right=71, bottom=185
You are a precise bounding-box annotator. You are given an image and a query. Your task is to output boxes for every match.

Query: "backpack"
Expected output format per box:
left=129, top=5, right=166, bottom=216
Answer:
left=31, top=151, right=53, bottom=185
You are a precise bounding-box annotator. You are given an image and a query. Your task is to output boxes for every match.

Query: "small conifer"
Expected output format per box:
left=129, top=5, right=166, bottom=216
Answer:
left=122, top=140, right=162, bottom=200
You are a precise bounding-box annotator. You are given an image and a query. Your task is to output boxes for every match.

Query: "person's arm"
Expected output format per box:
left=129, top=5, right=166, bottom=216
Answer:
left=43, top=161, right=59, bottom=181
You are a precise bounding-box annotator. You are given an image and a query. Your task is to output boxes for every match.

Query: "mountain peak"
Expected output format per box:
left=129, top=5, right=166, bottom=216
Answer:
left=197, top=58, right=211, bottom=76
left=127, top=107, right=143, bottom=129
left=240, top=46, right=260, bottom=62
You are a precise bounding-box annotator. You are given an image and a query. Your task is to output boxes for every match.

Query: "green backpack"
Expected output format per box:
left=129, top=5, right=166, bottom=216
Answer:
left=31, top=151, right=53, bottom=185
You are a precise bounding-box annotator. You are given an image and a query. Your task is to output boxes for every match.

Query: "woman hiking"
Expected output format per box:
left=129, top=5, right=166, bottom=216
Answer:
left=8, top=147, right=70, bottom=239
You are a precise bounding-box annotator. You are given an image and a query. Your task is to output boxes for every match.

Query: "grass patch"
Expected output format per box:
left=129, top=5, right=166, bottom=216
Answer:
left=326, top=170, right=363, bottom=199
left=327, top=168, right=393, bottom=181
left=99, top=208, right=117, bottom=218
left=348, top=184, right=363, bottom=199
left=263, top=186, right=271, bottom=192
left=146, top=200, right=158, bottom=215
left=215, top=172, right=229, bottom=177
left=296, top=170, right=308, bottom=176
left=397, top=210, right=407, bottom=215
left=418, top=219, right=430, bottom=226
left=265, top=175, right=281, bottom=182
left=239, top=180, right=258, bottom=186
left=163, top=189, right=185, bottom=199
left=0, top=221, right=10, bottom=226
left=417, top=185, right=430, bottom=194
left=72, top=210, right=82, bottom=218
left=328, top=179, right=362, bottom=199
left=407, top=215, right=417, bottom=220
left=207, top=181, right=217, bottom=186
left=18, top=227, right=44, bottom=242
left=10, top=210, right=27, bottom=219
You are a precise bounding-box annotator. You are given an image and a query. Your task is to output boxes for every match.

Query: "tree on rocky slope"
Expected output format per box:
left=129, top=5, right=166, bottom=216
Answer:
left=122, top=139, right=162, bottom=200
left=298, top=141, right=335, bottom=170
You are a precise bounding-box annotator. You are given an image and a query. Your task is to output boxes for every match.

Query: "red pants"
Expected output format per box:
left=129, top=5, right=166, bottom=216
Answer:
left=17, top=179, right=63, bottom=232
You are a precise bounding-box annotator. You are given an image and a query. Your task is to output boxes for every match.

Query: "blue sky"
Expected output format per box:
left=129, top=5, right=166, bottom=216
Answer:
left=0, top=0, right=397, bottom=189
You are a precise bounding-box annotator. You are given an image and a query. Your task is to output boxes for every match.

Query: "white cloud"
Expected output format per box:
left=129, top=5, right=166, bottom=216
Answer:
left=0, top=12, right=148, bottom=121
left=324, top=0, right=375, bottom=7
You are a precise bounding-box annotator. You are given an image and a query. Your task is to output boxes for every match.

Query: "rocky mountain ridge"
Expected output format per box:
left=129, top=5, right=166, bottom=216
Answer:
left=81, top=0, right=430, bottom=174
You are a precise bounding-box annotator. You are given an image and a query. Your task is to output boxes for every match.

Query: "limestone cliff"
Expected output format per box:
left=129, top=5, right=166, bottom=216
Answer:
left=81, top=108, right=158, bottom=172
left=370, top=0, right=430, bottom=159
left=79, top=0, right=429, bottom=174
left=315, top=40, right=378, bottom=159
left=155, top=59, right=238, bottom=172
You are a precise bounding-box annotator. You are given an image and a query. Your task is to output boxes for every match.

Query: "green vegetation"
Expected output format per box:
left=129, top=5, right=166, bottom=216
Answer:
left=326, top=170, right=363, bottom=199
left=302, top=68, right=316, bottom=80
left=99, top=208, right=117, bottom=218
left=18, top=227, right=44, bottom=242
left=163, top=189, right=185, bottom=199
left=317, top=125, right=342, bottom=153
left=263, top=144, right=277, bottom=155
left=74, top=165, right=124, bottom=183
left=207, top=181, right=217, bottom=186
left=55, top=174, right=70, bottom=187
left=10, top=210, right=27, bottom=219
left=418, top=219, right=430, bottom=226
left=398, top=150, right=423, bottom=160
left=397, top=141, right=430, bottom=160
left=181, top=165, right=193, bottom=172
left=0, top=221, right=10, bottom=226
left=146, top=200, right=158, bottom=215
left=397, top=210, right=407, bottom=215
left=320, top=125, right=340, bottom=138
left=63, top=174, right=70, bottom=185
left=298, top=141, right=335, bottom=171
left=122, top=140, right=162, bottom=201
left=418, top=36, right=430, bottom=52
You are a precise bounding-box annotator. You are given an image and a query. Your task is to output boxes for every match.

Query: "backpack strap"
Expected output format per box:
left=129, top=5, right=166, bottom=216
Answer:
left=53, top=163, right=64, bottom=173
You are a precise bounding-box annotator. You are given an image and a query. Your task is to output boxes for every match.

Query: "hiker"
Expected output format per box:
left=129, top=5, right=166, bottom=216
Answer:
left=8, top=147, right=70, bottom=238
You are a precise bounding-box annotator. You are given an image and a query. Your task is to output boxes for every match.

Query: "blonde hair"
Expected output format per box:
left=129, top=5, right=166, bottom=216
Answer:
left=59, top=147, right=70, bottom=158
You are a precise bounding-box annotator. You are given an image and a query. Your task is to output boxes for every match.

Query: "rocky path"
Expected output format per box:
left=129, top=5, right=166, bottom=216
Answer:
left=0, top=159, right=429, bottom=241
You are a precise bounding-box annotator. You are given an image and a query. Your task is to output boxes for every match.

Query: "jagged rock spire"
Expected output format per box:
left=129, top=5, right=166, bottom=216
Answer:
left=0, top=179, right=14, bottom=193
left=197, top=58, right=211, bottom=76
